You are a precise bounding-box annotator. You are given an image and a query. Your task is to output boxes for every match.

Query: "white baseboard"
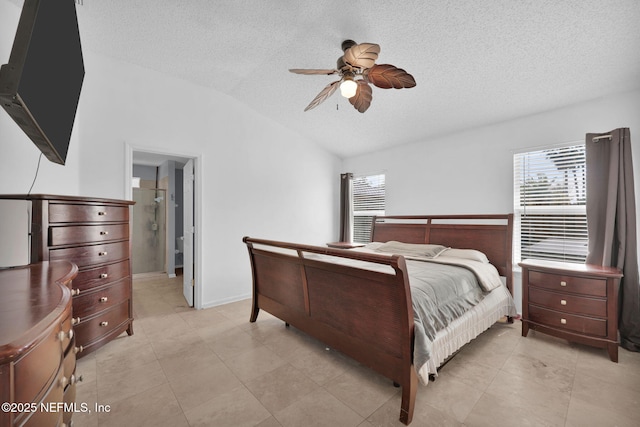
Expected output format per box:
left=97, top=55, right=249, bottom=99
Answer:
left=201, top=293, right=251, bottom=309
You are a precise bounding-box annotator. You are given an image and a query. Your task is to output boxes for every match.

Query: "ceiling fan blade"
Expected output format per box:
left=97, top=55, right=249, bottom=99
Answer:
left=349, top=81, right=372, bottom=113
left=303, top=80, right=340, bottom=111
left=289, top=68, right=338, bottom=75
left=344, top=43, right=380, bottom=69
left=364, top=64, right=416, bottom=89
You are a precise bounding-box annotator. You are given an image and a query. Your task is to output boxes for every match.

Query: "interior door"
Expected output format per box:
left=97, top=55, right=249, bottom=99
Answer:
left=183, top=159, right=195, bottom=306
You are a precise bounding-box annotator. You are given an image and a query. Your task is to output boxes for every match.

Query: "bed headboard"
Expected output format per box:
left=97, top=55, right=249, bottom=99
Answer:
left=371, top=214, right=514, bottom=294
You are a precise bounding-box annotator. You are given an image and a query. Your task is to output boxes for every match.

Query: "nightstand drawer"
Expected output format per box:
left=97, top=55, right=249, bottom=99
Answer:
left=529, top=304, right=607, bottom=337
left=529, top=287, right=607, bottom=317
left=49, top=223, right=129, bottom=246
left=528, top=270, right=607, bottom=297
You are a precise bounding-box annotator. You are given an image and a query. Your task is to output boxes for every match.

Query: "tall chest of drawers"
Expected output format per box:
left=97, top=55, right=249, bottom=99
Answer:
left=27, top=195, right=136, bottom=358
left=520, top=259, right=622, bottom=362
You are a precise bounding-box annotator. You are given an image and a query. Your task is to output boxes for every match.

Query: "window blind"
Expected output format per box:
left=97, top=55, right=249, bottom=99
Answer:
left=514, top=144, right=588, bottom=263
left=353, top=174, right=385, bottom=243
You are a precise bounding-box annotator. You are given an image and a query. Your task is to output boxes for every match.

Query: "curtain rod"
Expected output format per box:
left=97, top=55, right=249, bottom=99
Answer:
left=592, top=134, right=612, bottom=141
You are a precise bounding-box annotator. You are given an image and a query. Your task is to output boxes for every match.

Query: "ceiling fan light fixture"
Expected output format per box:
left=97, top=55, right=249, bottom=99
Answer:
left=340, top=76, right=358, bottom=99
left=290, top=40, right=415, bottom=112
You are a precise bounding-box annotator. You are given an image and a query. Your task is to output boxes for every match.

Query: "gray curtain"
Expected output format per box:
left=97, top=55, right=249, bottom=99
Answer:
left=339, top=173, right=353, bottom=242
left=586, top=128, right=640, bottom=352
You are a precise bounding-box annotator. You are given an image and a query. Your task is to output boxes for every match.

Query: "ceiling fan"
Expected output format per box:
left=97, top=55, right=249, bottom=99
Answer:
left=289, top=40, right=416, bottom=113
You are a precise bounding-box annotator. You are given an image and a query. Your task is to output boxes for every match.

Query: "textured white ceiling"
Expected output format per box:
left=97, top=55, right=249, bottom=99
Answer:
left=8, top=0, right=640, bottom=158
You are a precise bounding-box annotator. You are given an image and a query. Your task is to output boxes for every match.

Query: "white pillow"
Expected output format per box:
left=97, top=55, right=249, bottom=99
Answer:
left=375, top=241, right=448, bottom=258
left=363, top=242, right=384, bottom=250
left=441, top=248, right=490, bottom=263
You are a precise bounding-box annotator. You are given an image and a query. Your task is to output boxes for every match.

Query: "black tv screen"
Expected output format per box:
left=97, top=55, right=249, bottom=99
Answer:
left=0, top=0, right=84, bottom=165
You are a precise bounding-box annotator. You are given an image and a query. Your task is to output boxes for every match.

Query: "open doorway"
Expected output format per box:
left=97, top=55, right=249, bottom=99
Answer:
left=125, top=145, right=201, bottom=309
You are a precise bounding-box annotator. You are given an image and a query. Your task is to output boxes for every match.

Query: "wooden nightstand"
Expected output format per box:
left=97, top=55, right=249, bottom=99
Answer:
left=520, top=259, right=623, bottom=362
left=326, top=242, right=366, bottom=249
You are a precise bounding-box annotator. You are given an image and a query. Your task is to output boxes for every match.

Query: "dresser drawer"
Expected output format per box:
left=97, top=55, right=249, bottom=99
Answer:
left=75, top=301, right=130, bottom=348
left=72, top=260, right=130, bottom=293
left=63, top=381, right=76, bottom=425
left=529, top=304, right=607, bottom=337
left=60, top=313, right=74, bottom=352
left=49, top=241, right=129, bottom=268
left=529, top=286, right=607, bottom=317
left=528, top=270, right=607, bottom=297
left=63, top=342, right=76, bottom=380
left=13, top=322, right=63, bottom=406
left=49, top=203, right=129, bottom=223
left=49, top=223, right=129, bottom=246
left=19, top=365, right=64, bottom=427
left=72, top=278, right=131, bottom=319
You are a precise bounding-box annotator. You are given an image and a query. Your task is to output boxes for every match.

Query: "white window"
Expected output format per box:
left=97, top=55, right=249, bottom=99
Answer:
left=353, top=173, right=385, bottom=243
left=514, top=144, right=587, bottom=263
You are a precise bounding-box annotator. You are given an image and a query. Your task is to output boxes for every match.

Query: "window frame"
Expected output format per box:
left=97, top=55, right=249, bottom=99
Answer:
left=352, top=173, right=386, bottom=244
left=513, top=142, right=588, bottom=264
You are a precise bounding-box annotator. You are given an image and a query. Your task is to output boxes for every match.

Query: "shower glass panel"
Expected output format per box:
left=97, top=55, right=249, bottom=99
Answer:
left=132, top=188, right=166, bottom=274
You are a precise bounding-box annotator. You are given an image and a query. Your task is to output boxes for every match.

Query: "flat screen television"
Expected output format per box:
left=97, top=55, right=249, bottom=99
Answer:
left=0, top=0, right=84, bottom=165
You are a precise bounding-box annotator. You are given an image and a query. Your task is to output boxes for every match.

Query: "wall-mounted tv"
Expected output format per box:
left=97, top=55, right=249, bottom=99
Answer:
left=0, top=0, right=85, bottom=165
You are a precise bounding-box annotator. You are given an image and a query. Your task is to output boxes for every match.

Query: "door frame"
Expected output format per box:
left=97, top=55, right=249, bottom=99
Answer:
left=124, top=142, right=203, bottom=309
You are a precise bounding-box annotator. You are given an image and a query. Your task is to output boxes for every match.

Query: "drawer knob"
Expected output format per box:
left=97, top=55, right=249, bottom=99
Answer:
left=71, top=316, right=81, bottom=325
left=60, top=376, right=68, bottom=388
left=100, top=321, right=109, bottom=327
left=74, top=345, right=84, bottom=354
left=98, top=251, right=108, bottom=256
left=560, top=299, right=567, bottom=306
left=70, top=374, right=83, bottom=385
left=98, top=211, right=107, bottom=216
left=99, top=296, right=109, bottom=303
left=58, top=329, right=73, bottom=341
left=100, top=230, right=109, bottom=235
left=71, top=288, right=80, bottom=296
left=560, top=281, right=567, bottom=287
left=560, top=318, right=567, bottom=325
left=100, top=273, right=109, bottom=279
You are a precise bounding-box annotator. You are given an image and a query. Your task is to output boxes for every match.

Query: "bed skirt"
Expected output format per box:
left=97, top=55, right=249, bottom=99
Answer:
left=417, top=285, right=516, bottom=384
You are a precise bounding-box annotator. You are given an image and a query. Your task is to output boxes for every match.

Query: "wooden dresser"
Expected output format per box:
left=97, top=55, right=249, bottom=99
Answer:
left=0, top=261, right=79, bottom=427
left=520, top=259, right=623, bottom=362
left=0, top=194, right=136, bottom=358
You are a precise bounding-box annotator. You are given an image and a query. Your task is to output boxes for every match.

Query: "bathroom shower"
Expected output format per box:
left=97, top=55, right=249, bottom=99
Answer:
left=132, top=188, right=167, bottom=274
left=131, top=158, right=189, bottom=282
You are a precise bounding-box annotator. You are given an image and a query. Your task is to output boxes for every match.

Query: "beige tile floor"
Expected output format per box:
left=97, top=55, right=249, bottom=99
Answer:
left=74, top=274, right=640, bottom=427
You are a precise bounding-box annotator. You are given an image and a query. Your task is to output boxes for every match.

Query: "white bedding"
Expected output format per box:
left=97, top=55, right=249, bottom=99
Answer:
left=351, top=245, right=517, bottom=384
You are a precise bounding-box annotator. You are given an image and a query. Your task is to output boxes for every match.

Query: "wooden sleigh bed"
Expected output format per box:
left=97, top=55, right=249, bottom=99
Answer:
left=243, top=214, right=515, bottom=425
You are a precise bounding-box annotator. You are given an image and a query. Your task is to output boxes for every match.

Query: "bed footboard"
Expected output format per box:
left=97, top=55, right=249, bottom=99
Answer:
left=243, top=237, right=418, bottom=425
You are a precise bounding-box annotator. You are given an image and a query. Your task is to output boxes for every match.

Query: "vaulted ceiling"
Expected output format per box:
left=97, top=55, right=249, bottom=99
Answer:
left=8, top=0, right=640, bottom=158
